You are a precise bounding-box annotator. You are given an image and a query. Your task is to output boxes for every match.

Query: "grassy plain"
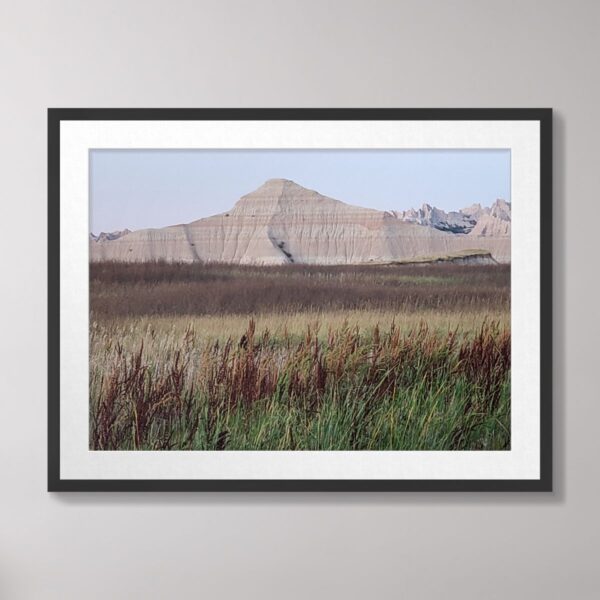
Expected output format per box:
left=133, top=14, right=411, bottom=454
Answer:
left=90, top=261, right=511, bottom=451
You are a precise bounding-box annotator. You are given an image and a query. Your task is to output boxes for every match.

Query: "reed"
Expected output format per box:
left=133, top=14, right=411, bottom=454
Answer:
left=90, top=320, right=510, bottom=451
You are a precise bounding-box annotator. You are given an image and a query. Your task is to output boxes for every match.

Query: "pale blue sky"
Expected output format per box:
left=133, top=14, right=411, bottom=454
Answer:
left=90, top=149, right=510, bottom=234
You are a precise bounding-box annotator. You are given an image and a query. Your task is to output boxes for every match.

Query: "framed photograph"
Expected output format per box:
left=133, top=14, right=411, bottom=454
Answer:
left=48, top=108, right=552, bottom=491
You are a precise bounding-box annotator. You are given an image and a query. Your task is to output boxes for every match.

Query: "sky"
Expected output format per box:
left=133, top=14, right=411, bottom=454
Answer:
left=90, top=149, right=511, bottom=234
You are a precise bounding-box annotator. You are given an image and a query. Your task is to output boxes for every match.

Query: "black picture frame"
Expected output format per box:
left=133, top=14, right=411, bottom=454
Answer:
left=48, top=108, right=552, bottom=492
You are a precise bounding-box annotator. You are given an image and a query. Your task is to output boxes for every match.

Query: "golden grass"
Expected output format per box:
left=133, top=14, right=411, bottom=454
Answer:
left=91, top=308, right=509, bottom=352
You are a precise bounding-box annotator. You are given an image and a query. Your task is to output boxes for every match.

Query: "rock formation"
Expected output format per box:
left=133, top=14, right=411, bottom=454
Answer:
left=393, top=200, right=511, bottom=237
left=391, top=198, right=511, bottom=262
left=391, top=250, right=498, bottom=266
left=389, top=204, right=476, bottom=234
left=90, top=179, right=511, bottom=264
left=90, top=229, right=131, bottom=242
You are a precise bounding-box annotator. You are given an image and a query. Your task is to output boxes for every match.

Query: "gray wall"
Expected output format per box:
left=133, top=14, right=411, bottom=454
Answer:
left=0, top=1, right=597, bottom=598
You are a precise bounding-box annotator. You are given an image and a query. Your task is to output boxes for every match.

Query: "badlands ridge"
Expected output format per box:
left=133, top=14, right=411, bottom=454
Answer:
left=90, top=179, right=511, bottom=264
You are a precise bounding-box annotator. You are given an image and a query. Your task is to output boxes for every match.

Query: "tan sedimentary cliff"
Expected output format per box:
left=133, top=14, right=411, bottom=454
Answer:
left=90, top=179, right=510, bottom=264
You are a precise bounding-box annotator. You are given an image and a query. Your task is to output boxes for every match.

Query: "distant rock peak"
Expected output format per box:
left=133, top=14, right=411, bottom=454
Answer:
left=90, top=228, right=131, bottom=242
left=390, top=204, right=477, bottom=234
left=232, top=179, right=345, bottom=217
left=264, top=178, right=295, bottom=184
left=392, top=199, right=510, bottom=236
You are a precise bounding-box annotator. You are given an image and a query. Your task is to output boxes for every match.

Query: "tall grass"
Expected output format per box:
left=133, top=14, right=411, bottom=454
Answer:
left=93, top=309, right=510, bottom=347
left=90, top=320, right=510, bottom=451
left=90, top=262, right=511, bottom=451
left=90, top=261, right=510, bottom=318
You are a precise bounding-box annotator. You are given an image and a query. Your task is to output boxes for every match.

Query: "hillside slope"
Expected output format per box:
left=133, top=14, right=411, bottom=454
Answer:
left=90, top=179, right=510, bottom=264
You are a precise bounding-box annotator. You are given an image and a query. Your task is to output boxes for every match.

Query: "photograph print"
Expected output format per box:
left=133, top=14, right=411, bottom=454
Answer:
left=90, top=149, right=511, bottom=452
left=49, top=109, right=551, bottom=491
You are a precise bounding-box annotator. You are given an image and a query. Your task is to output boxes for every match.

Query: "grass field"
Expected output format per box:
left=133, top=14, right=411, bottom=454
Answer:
left=90, top=261, right=511, bottom=451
